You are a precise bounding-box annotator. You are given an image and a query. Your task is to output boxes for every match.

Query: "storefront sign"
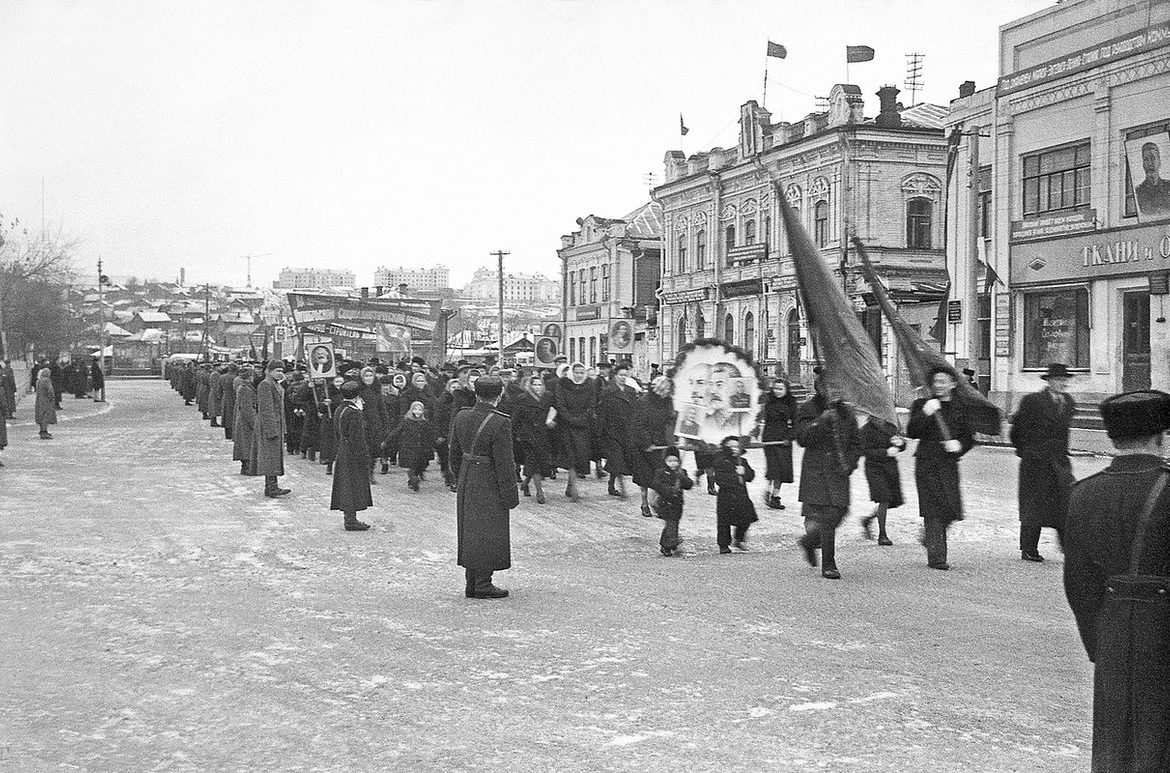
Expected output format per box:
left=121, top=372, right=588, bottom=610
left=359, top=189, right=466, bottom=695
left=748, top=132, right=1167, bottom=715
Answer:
left=727, top=243, right=768, bottom=263
left=721, top=278, right=762, bottom=299
left=995, top=292, right=1012, bottom=357
left=947, top=300, right=962, bottom=323
left=997, top=22, right=1170, bottom=96
left=1151, top=272, right=1170, bottom=295
left=1010, top=210, right=1097, bottom=243
left=662, top=288, right=709, bottom=304
left=1010, top=222, right=1170, bottom=285
left=575, top=305, right=601, bottom=321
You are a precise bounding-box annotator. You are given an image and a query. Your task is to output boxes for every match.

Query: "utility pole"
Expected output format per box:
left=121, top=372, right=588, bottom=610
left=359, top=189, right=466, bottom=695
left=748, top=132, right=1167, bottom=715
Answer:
left=98, top=258, right=109, bottom=377
left=491, top=250, right=510, bottom=365
left=0, top=229, right=7, bottom=360
left=241, top=252, right=272, bottom=289
left=201, top=283, right=210, bottom=360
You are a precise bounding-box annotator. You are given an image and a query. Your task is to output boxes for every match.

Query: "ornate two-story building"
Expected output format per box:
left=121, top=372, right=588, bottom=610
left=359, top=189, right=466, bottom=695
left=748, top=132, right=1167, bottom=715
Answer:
left=654, top=86, right=950, bottom=399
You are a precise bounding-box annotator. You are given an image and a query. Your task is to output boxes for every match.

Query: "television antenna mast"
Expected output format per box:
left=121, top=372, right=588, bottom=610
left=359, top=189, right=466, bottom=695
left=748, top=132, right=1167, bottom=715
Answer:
left=905, top=53, right=925, bottom=106
left=241, top=253, right=273, bottom=288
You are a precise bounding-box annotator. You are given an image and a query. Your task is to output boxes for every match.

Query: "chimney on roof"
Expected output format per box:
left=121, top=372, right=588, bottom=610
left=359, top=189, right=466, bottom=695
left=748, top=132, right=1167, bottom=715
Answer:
left=374, top=285, right=384, bottom=297
left=360, top=287, right=369, bottom=299
left=398, top=283, right=408, bottom=296
left=958, top=80, right=976, bottom=98
left=179, top=267, right=185, bottom=287
left=875, top=85, right=902, bottom=128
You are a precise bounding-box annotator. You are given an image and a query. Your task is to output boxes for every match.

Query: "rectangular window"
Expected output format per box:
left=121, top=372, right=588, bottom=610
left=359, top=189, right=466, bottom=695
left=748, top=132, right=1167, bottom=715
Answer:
left=1022, top=142, right=1090, bottom=216
left=579, top=270, right=586, bottom=305
left=1023, top=287, right=1089, bottom=369
left=601, top=264, right=610, bottom=302
left=589, top=267, right=597, bottom=303
left=976, top=165, right=992, bottom=238
left=976, top=294, right=992, bottom=361
left=569, top=273, right=576, bottom=306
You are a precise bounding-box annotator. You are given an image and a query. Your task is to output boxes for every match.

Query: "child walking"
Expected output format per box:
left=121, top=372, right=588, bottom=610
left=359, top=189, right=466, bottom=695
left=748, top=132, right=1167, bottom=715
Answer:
left=859, top=415, right=905, bottom=546
left=713, top=436, right=758, bottom=553
left=650, top=448, right=693, bottom=556
left=387, top=401, right=438, bottom=491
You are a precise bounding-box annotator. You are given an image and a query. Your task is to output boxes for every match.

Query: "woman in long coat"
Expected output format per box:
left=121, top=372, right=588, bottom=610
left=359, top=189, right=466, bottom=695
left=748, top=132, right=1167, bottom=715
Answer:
left=357, top=367, right=389, bottom=484
left=233, top=367, right=258, bottom=475
left=907, top=367, right=975, bottom=570
left=553, top=362, right=595, bottom=501
left=90, top=359, right=105, bottom=402
left=514, top=373, right=554, bottom=504
left=34, top=368, right=57, bottom=439
left=330, top=382, right=373, bottom=530
left=434, top=378, right=457, bottom=488
left=757, top=378, right=797, bottom=510
left=629, top=375, right=677, bottom=518
left=597, top=366, right=639, bottom=498
left=858, top=416, right=905, bottom=546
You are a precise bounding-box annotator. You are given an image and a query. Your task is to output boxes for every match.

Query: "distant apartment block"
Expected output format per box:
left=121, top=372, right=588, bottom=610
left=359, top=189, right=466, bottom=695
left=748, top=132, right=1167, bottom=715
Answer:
left=273, top=267, right=356, bottom=290
left=373, top=265, right=450, bottom=293
left=462, top=267, right=561, bottom=303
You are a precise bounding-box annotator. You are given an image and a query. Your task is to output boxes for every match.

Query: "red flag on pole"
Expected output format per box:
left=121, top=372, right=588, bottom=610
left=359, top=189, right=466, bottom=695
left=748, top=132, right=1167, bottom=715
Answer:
left=766, top=41, right=787, bottom=58
left=853, top=237, right=1002, bottom=434
left=679, top=113, right=689, bottom=136
left=846, top=45, right=875, bottom=63
left=927, top=281, right=950, bottom=346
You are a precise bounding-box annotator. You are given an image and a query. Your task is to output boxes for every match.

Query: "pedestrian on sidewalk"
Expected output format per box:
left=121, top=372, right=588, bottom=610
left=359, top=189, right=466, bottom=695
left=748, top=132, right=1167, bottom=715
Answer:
left=0, top=359, right=16, bottom=419
left=330, top=380, right=373, bottom=531
left=450, top=376, right=519, bottom=599
left=208, top=365, right=224, bottom=428
left=253, top=361, right=289, bottom=498
left=757, top=377, right=797, bottom=510
left=712, top=435, right=758, bottom=553
left=34, top=368, right=56, bottom=439
left=232, top=364, right=257, bottom=476
left=651, top=447, right=693, bottom=556
left=90, top=358, right=105, bottom=403
left=220, top=363, right=238, bottom=441
left=907, top=367, right=975, bottom=571
left=515, top=373, right=554, bottom=505
left=195, top=363, right=211, bottom=418
left=1009, top=362, right=1076, bottom=562
left=388, top=400, right=437, bottom=491
left=859, top=415, right=905, bottom=546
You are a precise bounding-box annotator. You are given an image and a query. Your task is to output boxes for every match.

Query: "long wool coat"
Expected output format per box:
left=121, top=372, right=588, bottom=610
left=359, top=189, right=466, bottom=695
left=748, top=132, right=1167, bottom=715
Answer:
left=907, top=396, right=975, bottom=524
left=1010, top=389, right=1076, bottom=533
left=760, top=393, right=797, bottom=483
left=651, top=467, right=693, bottom=521
left=859, top=420, right=904, bottom=508
left=629, top=391, right=676, bottom=488
left=220, top=372, right=237, bottom=440
left=713, top=451, right=758, bottom=526
left=195, top=368, right=210, bottom=412
left=388, top=415, right=437, bottom=471
left=251, top=376, right=286, bottom=476
left=796, top=395, right=861, bottom=514
left=358, top=384, right=389, bottom=461
left=233, top=379, right=257, bottom=467
left=598, top=384, right=638, bottom=477
left=450, top=403, right=519, bottom=571
left=34, top=377, right=57, bottom=426
left=513, top=391, right=554, bottom=478
left=319, top=384, right=340, bottom=463
left=554, top=378, right=595, bottom=475
left=1063, top=454, right=1170, bottom=772
left=208, top=370, right=223, bottom=419
left=330, top=402, right=373, bottom=513
left=179, top=367, right=196, bottom=401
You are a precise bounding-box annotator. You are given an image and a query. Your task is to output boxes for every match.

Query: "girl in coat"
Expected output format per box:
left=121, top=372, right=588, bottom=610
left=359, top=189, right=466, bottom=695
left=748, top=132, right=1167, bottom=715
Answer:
left=387, top=400, right=438, bottom=491
left=553, top=362, right=595, bottom=501
left=34, top=368, right=57, bottom=439
left=757, top=378, right=797, bottom=510
left=651, top=448, right=693, bottom=556
left=515, top=374, right=554, bottom=504
left=712, top=435, right=758, bottom=553
left=859, top=416, right=905, bottom=546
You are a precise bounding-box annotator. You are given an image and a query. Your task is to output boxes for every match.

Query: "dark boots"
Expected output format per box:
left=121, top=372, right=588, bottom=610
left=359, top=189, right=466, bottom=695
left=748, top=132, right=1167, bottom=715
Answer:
left=325, top=460, right=333, bottom=475
left=307, top=449, right=317, bottom=463
left=344, top=511, right=370, bottom=531
left=464, top=568, right=508, bottom=599
left=240, top=460, right=249, bottom=475
left=264, top=475, right=290, bottom=498
left=408, top=473, right=420, bottom=491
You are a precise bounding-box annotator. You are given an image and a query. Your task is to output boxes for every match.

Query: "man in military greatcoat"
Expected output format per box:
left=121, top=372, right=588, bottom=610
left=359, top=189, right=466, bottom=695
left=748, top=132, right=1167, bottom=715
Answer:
left=1010, top=363, right=1076, bottom=562
left=330, top=380, right=373, bottom=531
left=1063, top=390, right=1170, bottom=772
left=253, top=361, right=290, bottom=498
left=208, top=365, right=223, bottom=427
left=449, top=376, right=519, bottom=599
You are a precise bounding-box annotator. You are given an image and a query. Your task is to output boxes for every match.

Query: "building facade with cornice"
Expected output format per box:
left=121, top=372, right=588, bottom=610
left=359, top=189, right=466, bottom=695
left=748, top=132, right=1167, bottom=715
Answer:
left=946, top=0, right=1170, bottom=409
left=654, top=87, right=949, bottom=397
left=373, top=265, right=450, bottom=293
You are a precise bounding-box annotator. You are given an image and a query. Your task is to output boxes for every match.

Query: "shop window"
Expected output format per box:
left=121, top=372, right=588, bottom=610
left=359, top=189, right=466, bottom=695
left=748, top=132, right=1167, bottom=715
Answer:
left=743, top=311, right=755, bottom=355
left=976, top=294, right=992, bottom=361
left=744, top=219, right=757, bottom=245
left=1023, top=142, right=1090, bottom=216
left=906, top=198, right=932, bottom=248
left=1023, top=288, right=1089, bottom=369
left=696, top=229, right=707, bottom=266
left=1123, top=121, right=1170, bottom=218
left=814, top=201, right=829, bottom=247
left=677, top=235, right=688, bottom=274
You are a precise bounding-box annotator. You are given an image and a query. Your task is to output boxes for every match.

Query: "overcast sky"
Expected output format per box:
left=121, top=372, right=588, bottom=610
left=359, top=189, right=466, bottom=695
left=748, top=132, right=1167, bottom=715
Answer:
left=0, top=0, right=1049, bottom=289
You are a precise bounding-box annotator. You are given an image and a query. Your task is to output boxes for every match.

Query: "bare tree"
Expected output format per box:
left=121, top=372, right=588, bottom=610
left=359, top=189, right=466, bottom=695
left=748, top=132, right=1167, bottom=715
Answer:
left=0, top=216, right=81, bottom=358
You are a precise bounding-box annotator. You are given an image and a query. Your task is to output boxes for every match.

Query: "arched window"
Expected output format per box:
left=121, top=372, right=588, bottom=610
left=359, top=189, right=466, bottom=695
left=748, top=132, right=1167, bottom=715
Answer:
left=677, top=315, right=688, bottom=347
left=907, top=198, right=932, bottom=248
left=696, top=229, right=707, bottom=266
left=725, top=224, right=736, bottom=256
left=724, top=313, right=735, bottom=346
left=787, top=307, right=802, bottom=374
left=814, top=201, right=829, bottom=247
left=743, top=311, right=755, bottom=355
left=677, top=235, right=688, bottom=273
left=695, top=309, right=706, bottom=339
left=744, top=219, right=757, bottom=245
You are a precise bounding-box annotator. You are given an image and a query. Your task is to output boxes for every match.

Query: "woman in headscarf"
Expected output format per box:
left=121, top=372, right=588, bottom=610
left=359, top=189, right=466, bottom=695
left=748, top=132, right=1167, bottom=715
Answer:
left=514, top=372, right=554, bottom=504
left=433, top=377, right=459, bottom=489
left=34, top=367, right=57, bottom=439
left=630, top=375, right=677, bottom=518
left=756, top=378, right=798, bottom=510
left=553, top=361, right=594, bottom=501
left=357, top=366, right=389, bottom=485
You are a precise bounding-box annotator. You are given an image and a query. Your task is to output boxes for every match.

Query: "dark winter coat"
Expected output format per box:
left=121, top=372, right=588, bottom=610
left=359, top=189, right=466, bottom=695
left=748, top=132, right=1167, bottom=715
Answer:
left=554, top=378, right=595, bottom=474
left=450, top=402, right=519, bottom=571
left=251, top=376, right=286, bottom=476
left=208, top=370, right=224, bottom=419
left=0, top=366, right=16, bottom=414
left=330, top=402, right=373, bottom=513
left=651, top=467, right=693, bottom=521
left=597, top=383, right=638, bottom=476
left=859, top=420, right=904, bottom=508
left=1010, top=389, right=1076, bottom=533
left=318, top=384, right=340, bottom=463
left=220, top=371, right=238, bottom=440
left=759, top=392, right=797, bottom=483
left=34, top=376, right=57, bottom=426
left=358, top=383, right=389, bottom=461
left=233, top=379, right=257, bottom=466
left=907, top=396, right=975, bottom=524
left=796, top=394, right=861, bottom=509
left=289, top=381, right=319, bottom=451
left=713, top=451, right=758, bottom=526
left=398, top=384, right=436, bottom=418
left=388, top=415, right=437, bottom=471
left=1063, top=454, right=1170, bottom=772
left=629, top=391, right=676, bottom=488
left=179, top=367, right=196, bottom=401
left=195, top=368, right=210, bottom=412
left=513, top=391, right=554, bottom=478
left=90, top=362, right=104, bottom=392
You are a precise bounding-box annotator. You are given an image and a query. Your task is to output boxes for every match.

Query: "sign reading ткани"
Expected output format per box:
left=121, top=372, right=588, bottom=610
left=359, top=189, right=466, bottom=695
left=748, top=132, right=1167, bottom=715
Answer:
left=1010, top=223, right=1170, bottom=286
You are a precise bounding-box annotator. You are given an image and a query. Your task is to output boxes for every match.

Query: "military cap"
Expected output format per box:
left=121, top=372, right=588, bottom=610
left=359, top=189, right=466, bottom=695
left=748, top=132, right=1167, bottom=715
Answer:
left=266, top=360, right=284, bottom=372
left=474, top=376, right=503, bottom=399
left=340, top=380, right=362, bottom=399
left=1100, top=390, right=1170, bottom=441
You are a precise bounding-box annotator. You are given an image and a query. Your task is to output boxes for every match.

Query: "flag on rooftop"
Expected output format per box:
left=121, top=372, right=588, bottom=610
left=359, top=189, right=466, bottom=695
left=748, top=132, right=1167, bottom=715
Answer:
left=846, top=45, right=875, bottom=63
left=766, top=41, right=787, bottom=59
left=679, top=113, right=689, bottom=136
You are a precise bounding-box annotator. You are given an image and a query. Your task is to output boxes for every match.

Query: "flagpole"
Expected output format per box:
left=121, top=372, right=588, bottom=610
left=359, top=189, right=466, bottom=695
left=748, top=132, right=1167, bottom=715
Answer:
left=763, top=55, right=769, bottom=109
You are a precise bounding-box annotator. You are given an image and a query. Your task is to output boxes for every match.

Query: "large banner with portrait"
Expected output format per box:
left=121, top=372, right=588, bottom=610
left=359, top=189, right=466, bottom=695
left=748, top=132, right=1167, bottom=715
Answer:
left=307, top=341, right=337, bottom=380
left=671, top=339, right=762, bottom=445
left=534, top=336, right=559, bottom=367
left=1127, top=132, right=1170, bottom=222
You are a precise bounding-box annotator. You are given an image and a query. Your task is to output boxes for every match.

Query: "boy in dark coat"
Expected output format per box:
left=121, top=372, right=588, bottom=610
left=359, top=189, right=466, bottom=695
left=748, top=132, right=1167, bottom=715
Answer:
left=712, top=436, right=758, bottom=554
left=651, top=448, right=693, bottom=556
left=330, top=381, right=373, bottom=531
left=387, top=400, right=438, bottom=491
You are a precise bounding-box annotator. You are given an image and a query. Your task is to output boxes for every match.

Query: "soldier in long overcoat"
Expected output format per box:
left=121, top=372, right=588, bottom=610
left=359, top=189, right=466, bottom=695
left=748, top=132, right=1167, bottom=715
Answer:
left=179, top=362, right=196, bottom=405
left=450, top=377, right=519, bottom=599
left=907, top=367, right=976, bottom=570
left=195, top=364, right=211, bottom=417
left=208, top=366, right=223, bottom=427
left=232, top=365, right=257, bottom=475
left=34, top=368, right=57, bottom=438
left=1010, top=363, right=1076, bottom=562
left=629, top=375, right=677, bottom=518
left=220, top=363, right=238, bottom=441
left=1063, top=390, right=1170, bottom=773
left=330, top=381, right=373, bottom=530
left=252, top=361, right=289, bottom=497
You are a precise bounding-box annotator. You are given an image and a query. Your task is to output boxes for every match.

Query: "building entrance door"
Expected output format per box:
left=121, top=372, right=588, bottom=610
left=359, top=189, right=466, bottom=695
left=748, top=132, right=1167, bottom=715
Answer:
left=1122, top=291, right=1150, bottom=392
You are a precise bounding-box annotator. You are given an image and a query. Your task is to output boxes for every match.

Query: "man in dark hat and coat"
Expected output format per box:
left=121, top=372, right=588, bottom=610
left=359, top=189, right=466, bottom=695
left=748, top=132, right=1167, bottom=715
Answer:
left=1010, top=363, right=1076, bottom=562
left=331, top=380, right=373, bottom=531
left=253, top=361, right=290, bottom=498
left=1063, top=389, right=1170, bottom=772
left=449, top=376, right=519, bottom=599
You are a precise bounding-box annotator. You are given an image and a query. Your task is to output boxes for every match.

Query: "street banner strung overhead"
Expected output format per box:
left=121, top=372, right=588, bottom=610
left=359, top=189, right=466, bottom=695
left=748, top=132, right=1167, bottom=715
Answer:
left=672, top=340, right=762, bottom=445
left=286, top=292, right=443, bottom=334
left=775, top=188, right=899, bottom=431
left=853, top=237, right=1003, bottom=435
